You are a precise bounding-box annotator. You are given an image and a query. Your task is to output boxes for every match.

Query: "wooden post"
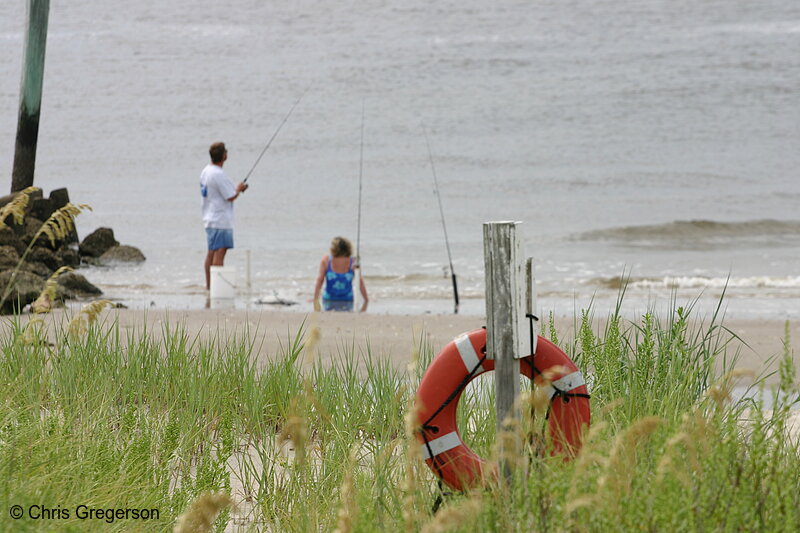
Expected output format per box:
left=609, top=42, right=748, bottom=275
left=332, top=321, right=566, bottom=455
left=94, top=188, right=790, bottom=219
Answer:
left=483, top=221, right=527, bottom=481
left=11, top=0, right=50, bottom=193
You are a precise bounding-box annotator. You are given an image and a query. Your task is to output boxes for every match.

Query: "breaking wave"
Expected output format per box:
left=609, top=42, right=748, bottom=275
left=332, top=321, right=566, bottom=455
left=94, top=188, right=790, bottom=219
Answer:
left=576, top=219, right=800, bottom=249
left=591, top=275, right=800, bottom=291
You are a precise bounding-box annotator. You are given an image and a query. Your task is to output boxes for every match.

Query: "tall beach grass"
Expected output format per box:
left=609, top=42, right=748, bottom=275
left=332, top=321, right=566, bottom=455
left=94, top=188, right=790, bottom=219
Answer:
left=0, top=298, right=798, bottom=532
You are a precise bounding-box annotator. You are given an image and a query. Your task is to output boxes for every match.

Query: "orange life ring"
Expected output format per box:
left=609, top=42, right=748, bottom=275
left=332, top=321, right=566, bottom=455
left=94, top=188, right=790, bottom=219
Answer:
left=416, top=328, right=591, bottom=491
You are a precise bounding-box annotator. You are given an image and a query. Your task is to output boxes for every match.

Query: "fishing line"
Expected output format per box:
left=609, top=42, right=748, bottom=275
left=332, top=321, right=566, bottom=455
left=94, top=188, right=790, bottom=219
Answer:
left=355, top=101, right=365, bottom=309
left=422, top=123, right=459, bottom=314
left=242, top=85, right=311, bottom=184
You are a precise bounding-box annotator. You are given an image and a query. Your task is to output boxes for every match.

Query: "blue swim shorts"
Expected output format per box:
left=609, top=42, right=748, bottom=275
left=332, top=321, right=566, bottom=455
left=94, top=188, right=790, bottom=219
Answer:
left=322, top=299, right=354, bottom=312
left=206, top=228, right=234, bottom=251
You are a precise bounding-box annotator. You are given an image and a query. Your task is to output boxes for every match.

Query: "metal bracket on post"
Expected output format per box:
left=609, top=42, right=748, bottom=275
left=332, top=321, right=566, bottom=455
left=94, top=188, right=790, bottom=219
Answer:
left=484, top=220, right=526, bottom=483
left=526, top=257, right=538, bottom=356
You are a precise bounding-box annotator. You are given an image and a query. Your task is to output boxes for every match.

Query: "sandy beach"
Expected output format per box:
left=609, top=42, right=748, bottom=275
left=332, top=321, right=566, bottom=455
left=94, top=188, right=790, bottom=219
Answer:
left=23, top=306, right=797, bottom=384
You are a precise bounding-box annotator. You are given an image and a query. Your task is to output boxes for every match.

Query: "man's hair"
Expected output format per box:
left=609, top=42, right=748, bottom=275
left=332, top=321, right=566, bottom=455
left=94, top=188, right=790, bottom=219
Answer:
left=330, top=236, right=353, bottom=258
left=209, top=142, right=227, bottom=164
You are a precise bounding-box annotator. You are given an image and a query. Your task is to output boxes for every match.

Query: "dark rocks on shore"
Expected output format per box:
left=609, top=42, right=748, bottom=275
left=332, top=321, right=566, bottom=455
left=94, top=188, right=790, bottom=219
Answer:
left=0, top=187, right=145, bottom=315
left=22, top=216, right=44, bottom=242
left=58, top=248, right=81, bottom=268
left=0, top=246, right=20, bottom=269
left=29, top=247, right=61, bottom=271
left=29, top=197, right=54, bottom=222
left=56, top=272, right=102, bottom=298
left=18, top=260, right=52, bottom=278
left=78, top=227, right=118, bottom=257
left=0, top=270, right=44, bottom=314
left=78, top=228, right=145, bottom=265
left=0, top=227, right=25, bottom=255
left=99, top=245, right=146, bottom=264
left=49, top=188, right=70, bottom=209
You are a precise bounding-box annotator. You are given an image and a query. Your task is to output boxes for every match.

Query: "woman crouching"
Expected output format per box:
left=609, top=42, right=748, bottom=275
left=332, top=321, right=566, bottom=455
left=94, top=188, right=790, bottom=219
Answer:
left=313, top=236, right=368, bottom=312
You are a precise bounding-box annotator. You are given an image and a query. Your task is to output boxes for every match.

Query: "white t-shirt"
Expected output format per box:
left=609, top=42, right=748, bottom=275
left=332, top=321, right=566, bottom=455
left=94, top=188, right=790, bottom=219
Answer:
left=200, top=164, right=236, bottom=229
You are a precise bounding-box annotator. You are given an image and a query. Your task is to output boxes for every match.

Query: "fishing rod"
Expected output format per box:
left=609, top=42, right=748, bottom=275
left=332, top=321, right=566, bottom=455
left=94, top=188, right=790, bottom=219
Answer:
left=355, top=101, right=365, bottom=310
left=242, top=86, right=311, bottom=184
left=421, top=123, right=459, bottom=314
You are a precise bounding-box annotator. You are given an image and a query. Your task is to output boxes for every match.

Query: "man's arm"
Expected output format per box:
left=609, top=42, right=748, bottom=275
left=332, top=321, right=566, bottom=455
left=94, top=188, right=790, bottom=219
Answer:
left=227, top=182, right=248, bottom=201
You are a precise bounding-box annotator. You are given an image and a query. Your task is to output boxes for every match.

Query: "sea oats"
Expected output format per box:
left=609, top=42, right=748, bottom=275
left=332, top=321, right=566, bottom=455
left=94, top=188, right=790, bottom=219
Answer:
left=529, top=383, right=551, bottom=415
left=421, top=493, right=482, bottom=533
left=80, top=299, right=112, bottom=324
left=779, top=320, right=795, bottom=394
left=302, top=326, right=321, bottom=372
left=173, top=492, right=232, bottom=533
left=656, top=431, right=695, bottom=488
left=0, top=200, right=90, bottom=310
left=31, top=266, right=73, bottom=314
left=497, top=414, right=525, bottom=469
left=67, top=299, right=112, bottom=337
left=705, top=369, right=755, bottom=409
left=402, top=346, right=424, bottom=532
left=0, top=186, right=38, bottom=228
left=18, top=317, right=45, bottom=346
left=278, top=398, right=308, bottom=468
left=599, top=417, right=662, bottom=506
left=36, top=203, right=91, bottom=247
left=333, top=447, right=359, bottom=533
left=564, top=495, right=597, bottom=515
left=565, top=422, right=610, bottom=496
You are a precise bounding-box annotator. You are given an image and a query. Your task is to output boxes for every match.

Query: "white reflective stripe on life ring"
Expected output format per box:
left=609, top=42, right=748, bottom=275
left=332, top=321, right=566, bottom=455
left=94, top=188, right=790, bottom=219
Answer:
left=455, top=334, right=484, bottom=375
left=421, top=431, right=463, bottom=460
left=541, top=371, right=585, bottom=400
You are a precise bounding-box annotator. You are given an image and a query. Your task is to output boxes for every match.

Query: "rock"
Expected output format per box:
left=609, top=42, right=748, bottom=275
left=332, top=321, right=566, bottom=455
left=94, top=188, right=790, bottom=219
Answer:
left=18, top=260, right=53, bottom=278
left=57, top=248, right=81, bottom=268
left=48, top=189, right=79, bottom=244
left=57, top=272, right=102, bottom=298
left=0, top=188, right=41, bottom=216
left=79, top=227, right=118, bottom=257
left=29, top=247, right=61, bottom=271
left=29, top=197, right=55, bottom=221
left=0, top=192, right=18, bottom=210
left=21, top=217, right=45, bottom=246
left=0, top=227, right=25, bottom=255
left=0, top=245, right=21, bottom=270
left=23, top=216, right=76, bottom=249
left=49, top=188, right=70, bottom=210
left=0, top=270, right=44, bottom=314
left=99, top=245, right=146, bottom=263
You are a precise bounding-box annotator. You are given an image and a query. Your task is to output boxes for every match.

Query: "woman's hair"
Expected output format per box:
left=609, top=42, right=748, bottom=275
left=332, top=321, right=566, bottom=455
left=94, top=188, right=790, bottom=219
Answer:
left=330, top=236, right=353, bottom=257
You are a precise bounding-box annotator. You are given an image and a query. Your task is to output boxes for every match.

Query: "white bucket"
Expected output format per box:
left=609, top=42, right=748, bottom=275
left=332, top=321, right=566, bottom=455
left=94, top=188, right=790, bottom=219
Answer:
left=210, top=266, right=237, bottom=299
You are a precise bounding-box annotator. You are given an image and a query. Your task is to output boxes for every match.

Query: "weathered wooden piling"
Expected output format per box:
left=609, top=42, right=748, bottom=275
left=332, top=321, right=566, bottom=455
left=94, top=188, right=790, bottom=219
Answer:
left=483, top=220, right=532, bottom=482
left=11, top=0, right=51, bottom=193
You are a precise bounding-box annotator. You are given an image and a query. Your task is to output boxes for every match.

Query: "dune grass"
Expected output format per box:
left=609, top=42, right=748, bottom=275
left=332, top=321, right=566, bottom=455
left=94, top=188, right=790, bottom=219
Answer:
left=1, top=300, right=799, bottom=532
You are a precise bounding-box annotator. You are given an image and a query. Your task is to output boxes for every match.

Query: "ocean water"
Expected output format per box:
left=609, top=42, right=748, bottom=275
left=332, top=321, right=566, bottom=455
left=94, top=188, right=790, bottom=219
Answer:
left=1, top=0, right=799, bottom=318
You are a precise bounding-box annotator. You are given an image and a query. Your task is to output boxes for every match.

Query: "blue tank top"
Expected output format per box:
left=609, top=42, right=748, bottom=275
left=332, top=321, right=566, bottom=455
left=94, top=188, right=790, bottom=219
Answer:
left=323, top=258, right=354, bottom=301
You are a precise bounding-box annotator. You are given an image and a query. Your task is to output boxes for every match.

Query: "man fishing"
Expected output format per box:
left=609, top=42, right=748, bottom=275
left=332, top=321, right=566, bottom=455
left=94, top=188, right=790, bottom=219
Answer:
left=200, top=142, right=247, bottom=291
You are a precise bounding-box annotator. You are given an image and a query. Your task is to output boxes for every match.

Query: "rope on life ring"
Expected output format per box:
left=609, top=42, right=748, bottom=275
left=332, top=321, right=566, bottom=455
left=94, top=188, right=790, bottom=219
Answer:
left=415, top=328, right=591, bottom=491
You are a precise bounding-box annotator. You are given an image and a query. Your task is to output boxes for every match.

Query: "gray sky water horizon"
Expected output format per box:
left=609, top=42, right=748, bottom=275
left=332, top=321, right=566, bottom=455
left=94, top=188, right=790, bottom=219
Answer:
left=2, top=0, right=799, bottom=317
